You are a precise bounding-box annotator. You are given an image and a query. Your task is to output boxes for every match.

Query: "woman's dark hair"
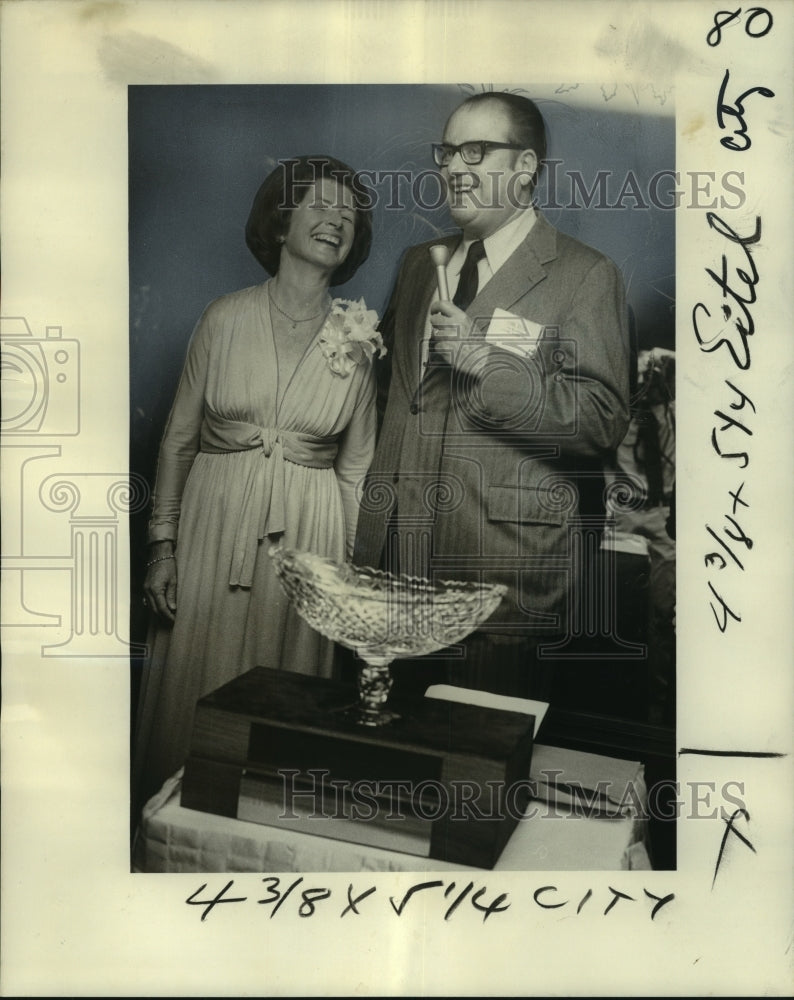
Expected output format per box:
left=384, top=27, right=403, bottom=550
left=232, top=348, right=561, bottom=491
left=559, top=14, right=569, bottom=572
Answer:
left=245, top=155, right=373, bottom=286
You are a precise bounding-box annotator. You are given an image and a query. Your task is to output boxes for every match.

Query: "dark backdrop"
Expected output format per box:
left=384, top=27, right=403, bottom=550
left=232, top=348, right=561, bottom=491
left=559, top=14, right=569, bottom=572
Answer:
left=128, top=81, right=675, bottom=648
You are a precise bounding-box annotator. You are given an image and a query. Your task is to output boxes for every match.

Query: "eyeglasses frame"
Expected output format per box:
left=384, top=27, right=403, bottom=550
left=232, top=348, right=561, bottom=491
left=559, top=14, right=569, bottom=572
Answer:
left=431, top=140, right=527, bottom=167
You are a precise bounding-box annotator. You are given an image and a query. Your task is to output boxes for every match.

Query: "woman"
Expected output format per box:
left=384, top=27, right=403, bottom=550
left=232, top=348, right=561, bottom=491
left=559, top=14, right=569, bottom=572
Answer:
left=132, top=156, right=382, bottom=811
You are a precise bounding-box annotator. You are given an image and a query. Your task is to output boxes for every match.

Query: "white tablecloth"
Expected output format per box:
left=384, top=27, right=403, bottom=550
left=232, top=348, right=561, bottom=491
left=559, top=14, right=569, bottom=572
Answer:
left=133, top=744, right=652, bottom=873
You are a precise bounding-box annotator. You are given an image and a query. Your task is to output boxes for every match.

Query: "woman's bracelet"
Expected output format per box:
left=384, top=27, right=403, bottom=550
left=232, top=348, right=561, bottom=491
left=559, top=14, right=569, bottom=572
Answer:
left=147, top=553, right=175, bottom=568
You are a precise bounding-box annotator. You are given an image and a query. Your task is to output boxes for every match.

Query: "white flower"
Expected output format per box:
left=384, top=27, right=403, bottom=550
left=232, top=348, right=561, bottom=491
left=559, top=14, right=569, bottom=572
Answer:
left=319, top=298, right=386, bottom=377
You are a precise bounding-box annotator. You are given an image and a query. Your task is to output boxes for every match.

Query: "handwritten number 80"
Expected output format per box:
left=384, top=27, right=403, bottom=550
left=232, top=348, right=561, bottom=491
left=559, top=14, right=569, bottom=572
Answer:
left=707, top=7, right=773, bottom=46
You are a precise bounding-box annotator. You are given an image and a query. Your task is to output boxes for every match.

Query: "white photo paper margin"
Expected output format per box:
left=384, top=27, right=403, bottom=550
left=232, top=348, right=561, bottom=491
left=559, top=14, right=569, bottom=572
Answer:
left=1, top=0, right=792, bottom=996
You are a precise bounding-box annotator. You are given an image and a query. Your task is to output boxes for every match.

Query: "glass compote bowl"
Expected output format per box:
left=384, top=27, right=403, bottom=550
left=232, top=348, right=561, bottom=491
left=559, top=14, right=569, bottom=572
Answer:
left=269, top=546, right=507, bottom=727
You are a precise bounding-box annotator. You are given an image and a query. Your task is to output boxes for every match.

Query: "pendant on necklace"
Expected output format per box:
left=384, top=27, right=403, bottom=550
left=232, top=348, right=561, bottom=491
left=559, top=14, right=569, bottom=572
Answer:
left=269, top=282, right=328, bottom=331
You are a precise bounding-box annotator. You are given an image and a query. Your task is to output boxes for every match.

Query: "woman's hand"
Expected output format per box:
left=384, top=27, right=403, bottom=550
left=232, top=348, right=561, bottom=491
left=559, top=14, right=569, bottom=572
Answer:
left=144, top=542, right=178, bottom=624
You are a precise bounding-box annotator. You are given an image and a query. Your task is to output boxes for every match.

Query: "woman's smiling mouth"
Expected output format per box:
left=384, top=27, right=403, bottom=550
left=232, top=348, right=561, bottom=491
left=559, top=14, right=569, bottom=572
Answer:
left=313, top=232, right=342, bottom=248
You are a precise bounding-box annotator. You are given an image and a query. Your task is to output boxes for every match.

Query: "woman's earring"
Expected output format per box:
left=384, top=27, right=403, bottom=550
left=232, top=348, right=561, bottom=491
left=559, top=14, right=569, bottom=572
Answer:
left=277, top=235, right=286, bottom=244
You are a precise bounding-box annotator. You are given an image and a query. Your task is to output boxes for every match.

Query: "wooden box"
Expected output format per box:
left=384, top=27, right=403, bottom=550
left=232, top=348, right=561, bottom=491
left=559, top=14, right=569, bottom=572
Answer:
left=181, top=666, right=535, bottom=869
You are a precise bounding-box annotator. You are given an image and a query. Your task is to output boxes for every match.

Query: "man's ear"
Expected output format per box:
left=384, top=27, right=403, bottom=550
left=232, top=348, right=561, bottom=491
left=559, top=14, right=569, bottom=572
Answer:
left=516, top=148, right=538, bottom=187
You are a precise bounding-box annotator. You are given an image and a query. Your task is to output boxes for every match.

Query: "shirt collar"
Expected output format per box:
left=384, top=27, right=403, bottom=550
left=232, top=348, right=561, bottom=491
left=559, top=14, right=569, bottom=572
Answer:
left=449, top=207, right=537, bottom=276
left=482, top=206, right=537, bottom=274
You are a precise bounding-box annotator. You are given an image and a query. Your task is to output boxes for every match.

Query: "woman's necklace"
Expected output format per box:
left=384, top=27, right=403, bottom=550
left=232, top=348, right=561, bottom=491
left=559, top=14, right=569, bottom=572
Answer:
left=269, top=283, right=329, bottom=331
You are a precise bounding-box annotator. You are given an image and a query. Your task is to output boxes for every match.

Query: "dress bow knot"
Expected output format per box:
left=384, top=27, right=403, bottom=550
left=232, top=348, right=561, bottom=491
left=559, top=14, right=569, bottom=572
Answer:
left=199, top=411, right=338, bottom=587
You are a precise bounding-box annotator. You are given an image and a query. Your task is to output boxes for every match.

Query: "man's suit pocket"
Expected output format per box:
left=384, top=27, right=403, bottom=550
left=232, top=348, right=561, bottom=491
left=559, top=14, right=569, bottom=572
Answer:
left=486, top=485, right=564, bottom=526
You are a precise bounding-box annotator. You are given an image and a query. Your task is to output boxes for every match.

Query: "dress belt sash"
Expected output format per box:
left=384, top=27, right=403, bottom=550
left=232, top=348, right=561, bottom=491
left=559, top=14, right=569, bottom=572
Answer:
left=200, top=413, right=338, bottom=587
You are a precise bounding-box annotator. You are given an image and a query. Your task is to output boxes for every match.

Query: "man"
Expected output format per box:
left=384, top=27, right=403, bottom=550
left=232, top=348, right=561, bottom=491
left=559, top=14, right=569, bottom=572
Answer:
left=354, top=92, right=631, bottom=699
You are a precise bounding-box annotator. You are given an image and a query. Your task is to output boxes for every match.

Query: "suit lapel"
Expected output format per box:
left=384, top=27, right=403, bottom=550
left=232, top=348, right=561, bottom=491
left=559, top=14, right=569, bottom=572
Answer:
left=409, top=215, right=559, bottom=391
left=468, top=212, right=558, bottom=330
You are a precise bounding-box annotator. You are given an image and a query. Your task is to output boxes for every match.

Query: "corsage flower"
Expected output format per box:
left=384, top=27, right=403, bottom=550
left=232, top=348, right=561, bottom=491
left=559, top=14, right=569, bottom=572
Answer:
left=319, top=298, right=386, bottom=377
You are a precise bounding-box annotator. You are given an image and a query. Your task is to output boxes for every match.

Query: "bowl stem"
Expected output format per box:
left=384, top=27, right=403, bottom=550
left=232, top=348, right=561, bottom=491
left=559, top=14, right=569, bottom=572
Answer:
left=355, top=659, right=400, bottom=727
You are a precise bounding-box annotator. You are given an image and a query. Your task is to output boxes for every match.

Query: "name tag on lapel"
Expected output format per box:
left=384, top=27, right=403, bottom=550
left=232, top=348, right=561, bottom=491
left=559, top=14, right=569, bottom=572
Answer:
left=485, top=308, right=543, bottom=357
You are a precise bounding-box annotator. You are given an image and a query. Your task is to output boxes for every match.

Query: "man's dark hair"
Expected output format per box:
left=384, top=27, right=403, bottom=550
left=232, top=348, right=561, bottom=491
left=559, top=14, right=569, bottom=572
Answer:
left=457, top=91, right=547, bottom=190
left=245, top=155, right=373, bottom=286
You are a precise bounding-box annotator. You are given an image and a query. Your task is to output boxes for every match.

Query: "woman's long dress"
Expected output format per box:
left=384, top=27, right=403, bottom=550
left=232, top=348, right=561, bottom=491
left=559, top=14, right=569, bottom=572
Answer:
left=132, top=281, right=377, bottom=810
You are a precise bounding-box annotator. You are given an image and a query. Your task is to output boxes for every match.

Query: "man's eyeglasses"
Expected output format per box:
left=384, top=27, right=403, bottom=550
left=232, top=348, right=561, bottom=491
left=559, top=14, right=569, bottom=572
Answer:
left=432, top=141, right=525, bottom=167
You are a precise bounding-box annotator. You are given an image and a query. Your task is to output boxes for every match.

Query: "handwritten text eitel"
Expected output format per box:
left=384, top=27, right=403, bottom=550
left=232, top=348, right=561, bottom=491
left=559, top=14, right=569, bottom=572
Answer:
left=693, top=214, right=762, bottom=632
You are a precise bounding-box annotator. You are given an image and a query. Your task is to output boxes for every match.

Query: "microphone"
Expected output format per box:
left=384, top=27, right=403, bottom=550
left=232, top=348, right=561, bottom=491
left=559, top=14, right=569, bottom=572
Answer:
left=429, top=245, right=451, bottom=302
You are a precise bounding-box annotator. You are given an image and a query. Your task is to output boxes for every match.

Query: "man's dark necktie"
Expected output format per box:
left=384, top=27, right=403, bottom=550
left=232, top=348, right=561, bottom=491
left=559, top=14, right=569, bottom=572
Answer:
left=452, top=239, right=486, bottom=310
